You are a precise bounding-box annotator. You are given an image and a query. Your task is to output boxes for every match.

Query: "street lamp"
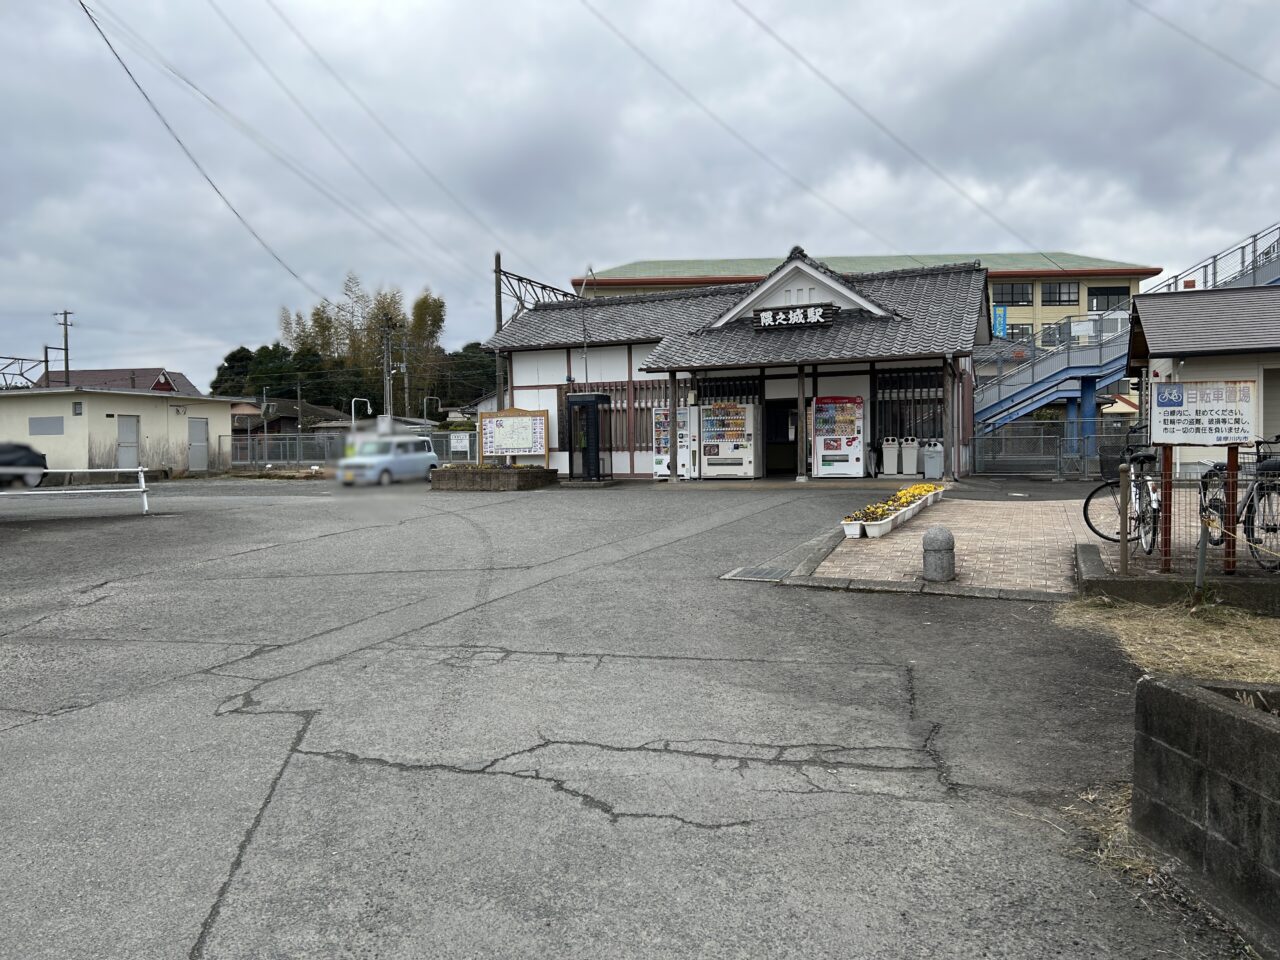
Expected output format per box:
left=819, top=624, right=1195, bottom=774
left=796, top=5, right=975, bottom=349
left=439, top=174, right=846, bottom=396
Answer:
left=422, top=395, right=441, bottom=425
left=350, top=397, right=372, bottom=433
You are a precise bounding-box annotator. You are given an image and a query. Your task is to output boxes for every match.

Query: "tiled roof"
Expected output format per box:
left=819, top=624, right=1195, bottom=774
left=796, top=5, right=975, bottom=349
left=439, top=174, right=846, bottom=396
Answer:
left=487, top=284, right=751, bottom=351
left=1132, top=285, right=1280, bottom=357
left=489, top=256, right=989, bottom=370
left=584, top=251, right=1159, bottom=282
left=33, top=367, right=204, bottom=395
left=642, top=263, right=987, bottom=371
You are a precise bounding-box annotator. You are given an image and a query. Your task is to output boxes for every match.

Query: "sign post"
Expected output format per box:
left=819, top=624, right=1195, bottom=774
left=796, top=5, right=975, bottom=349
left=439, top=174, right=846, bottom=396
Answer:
left=1150, top=380, right=1257, bottom=446
left=1150, top=380, right=1257, bottom=575
left=478, top=408, right=549, bottom=467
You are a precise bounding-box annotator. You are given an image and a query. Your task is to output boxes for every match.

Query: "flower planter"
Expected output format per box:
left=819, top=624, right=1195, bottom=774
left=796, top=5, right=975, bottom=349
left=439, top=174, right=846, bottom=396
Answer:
left=864, top=517, right=893, bottom=538
left=841, top=520, right=863, bottom=539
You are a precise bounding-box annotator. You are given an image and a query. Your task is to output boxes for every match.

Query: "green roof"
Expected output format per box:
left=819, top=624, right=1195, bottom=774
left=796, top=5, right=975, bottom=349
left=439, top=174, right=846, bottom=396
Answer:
left=591, top=252, right=1159, bottom=280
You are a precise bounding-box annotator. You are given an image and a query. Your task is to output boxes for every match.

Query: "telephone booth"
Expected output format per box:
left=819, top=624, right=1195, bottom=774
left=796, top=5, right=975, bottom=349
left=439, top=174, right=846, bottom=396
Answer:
left=567, top=393, right=613, bottom=481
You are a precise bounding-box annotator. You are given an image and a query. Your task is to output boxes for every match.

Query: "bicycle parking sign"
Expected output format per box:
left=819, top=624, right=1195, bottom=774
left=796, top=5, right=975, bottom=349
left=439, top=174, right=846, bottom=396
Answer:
left=1150, top=379, right=1257, bottom=446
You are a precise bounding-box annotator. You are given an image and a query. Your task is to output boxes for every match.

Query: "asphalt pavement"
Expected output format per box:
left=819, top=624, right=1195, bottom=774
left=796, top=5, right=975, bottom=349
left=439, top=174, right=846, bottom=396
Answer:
left=0, top=478, right=1240, bottom=958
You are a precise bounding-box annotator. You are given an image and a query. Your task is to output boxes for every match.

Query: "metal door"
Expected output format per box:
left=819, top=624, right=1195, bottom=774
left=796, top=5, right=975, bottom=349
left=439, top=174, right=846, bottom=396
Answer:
left=188, top=417, right=209, bottom=471
left=117, top=415, right=140, bottom=469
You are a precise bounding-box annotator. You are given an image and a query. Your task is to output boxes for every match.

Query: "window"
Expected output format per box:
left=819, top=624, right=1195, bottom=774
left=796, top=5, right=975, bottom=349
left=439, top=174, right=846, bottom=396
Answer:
left=1088, top=286, right=1129, bottom=311
left=72, top=401, right=83, bottom=416
left=1041, top=281, right=1079, bottom=306
left=992, top=283, right=1032, bottom=306
left=1006, top=322, right=1035, bottom=341
left=29, top=416, right=64, bottom=436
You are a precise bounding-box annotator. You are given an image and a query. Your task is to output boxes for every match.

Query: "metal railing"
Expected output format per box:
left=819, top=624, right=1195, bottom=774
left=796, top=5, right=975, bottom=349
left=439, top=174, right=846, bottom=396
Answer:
left=976, top=312, right=1131, bottom=416
left=1146, top=221, right=1280, bottom=294
left=0, top=467, right=150, bottom=514
left=973, top=417, right=1138, bottom=478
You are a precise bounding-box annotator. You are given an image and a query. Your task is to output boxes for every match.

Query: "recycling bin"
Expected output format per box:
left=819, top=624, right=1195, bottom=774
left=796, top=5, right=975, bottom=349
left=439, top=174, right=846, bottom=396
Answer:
left=880, top=437, right=900, bottom=476
left=921, top=439, right=944, bottom=480
left=900, top=437, right=920, bottom=475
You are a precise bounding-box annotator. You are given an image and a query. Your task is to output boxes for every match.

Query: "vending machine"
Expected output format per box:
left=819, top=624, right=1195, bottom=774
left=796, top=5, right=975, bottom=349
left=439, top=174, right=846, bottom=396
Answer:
left=811, top=395, right=866, bottom=478
left=699, top=402, right=764, bottom=479
left=652, top=406, right=700, bottom=479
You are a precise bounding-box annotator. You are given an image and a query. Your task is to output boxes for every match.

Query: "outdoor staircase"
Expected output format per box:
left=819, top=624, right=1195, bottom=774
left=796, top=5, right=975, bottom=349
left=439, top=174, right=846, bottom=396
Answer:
left=976, top=220, right=1280, bottom=432
left=974, top=327, right=1130, bottom=432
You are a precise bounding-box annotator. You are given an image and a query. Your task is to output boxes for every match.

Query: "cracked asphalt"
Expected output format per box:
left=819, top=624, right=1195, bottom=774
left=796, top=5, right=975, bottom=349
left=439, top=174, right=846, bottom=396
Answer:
left=0, top=478, right=1240, bottom=958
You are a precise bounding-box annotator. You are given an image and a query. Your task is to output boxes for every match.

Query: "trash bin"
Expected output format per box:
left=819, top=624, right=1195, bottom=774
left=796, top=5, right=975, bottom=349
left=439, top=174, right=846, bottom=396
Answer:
left=900, top=437, right=920, bottom=475
left=921, top=439, right=944, bottom=480
left=880, top=437, right=900, bottom=476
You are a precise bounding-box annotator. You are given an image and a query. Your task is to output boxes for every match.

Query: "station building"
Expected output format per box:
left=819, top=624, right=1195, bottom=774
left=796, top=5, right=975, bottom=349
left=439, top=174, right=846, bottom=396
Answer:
left=487, top=247, right=990, bottom=480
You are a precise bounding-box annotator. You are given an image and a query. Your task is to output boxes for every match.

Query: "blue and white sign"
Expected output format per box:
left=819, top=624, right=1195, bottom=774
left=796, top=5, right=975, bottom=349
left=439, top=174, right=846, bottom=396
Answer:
left=992, top=305, right=1007, bottom=338
left=1151, top=379, right=1257, bottom=446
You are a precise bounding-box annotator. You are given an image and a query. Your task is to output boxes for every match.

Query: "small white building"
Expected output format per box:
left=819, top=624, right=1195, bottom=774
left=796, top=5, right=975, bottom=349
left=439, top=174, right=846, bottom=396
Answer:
left=0, top=387, right=235, bottom=473
left=1129, top=285, right=1280, bottom=475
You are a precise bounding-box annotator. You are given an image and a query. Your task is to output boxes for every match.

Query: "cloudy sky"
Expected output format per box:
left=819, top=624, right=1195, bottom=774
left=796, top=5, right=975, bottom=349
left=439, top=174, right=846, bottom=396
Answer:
left=2, top=0, right=1277, bottom=391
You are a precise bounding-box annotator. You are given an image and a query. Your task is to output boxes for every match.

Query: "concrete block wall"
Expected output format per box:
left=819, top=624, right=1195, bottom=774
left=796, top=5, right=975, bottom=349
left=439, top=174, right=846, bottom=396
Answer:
left=1132, top=676, right=1280, bottom=955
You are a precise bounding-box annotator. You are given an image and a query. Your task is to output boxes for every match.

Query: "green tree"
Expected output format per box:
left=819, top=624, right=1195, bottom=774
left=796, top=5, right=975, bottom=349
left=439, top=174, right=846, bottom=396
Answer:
left=210, top=346, right=254, bottom=395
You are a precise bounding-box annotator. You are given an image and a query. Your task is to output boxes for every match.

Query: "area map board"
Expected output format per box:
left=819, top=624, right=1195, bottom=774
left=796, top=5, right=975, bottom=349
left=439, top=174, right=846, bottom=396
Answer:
left=480, top=408, right=549, bottom=464
left=1150, top=380, right=1257, bottom=446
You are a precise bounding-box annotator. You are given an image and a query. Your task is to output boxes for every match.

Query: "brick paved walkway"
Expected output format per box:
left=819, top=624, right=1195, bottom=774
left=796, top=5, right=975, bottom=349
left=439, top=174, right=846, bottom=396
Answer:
left=816, top=496, right=1095, bottom=594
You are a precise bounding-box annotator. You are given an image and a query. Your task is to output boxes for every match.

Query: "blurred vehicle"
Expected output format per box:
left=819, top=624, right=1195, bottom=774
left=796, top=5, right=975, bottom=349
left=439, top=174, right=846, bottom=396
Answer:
left=0, top=442, right=47, bottom=488
left=338, top=436, right=438, bottom=486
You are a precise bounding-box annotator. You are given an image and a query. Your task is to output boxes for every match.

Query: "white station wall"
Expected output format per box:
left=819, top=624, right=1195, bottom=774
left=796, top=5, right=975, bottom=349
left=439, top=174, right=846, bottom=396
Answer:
left=511, top=349, right=566, bottom=387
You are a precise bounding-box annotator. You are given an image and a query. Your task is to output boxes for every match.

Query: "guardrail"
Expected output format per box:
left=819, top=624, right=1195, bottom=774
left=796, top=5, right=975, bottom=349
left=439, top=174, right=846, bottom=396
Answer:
left=0, top=467, right=150, bottom=514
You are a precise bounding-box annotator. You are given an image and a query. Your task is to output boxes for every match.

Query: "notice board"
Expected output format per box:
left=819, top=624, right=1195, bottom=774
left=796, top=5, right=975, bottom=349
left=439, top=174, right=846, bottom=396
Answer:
left=1150, top=380, right=1257, bottom=446
left=480, top=408, right=549, bottom=463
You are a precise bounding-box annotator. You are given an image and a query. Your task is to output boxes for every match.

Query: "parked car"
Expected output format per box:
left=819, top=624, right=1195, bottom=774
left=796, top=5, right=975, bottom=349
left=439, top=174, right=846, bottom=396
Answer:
left=338, top=437, right=438, bottom=486
left=0, top=442, right=47, bottom=488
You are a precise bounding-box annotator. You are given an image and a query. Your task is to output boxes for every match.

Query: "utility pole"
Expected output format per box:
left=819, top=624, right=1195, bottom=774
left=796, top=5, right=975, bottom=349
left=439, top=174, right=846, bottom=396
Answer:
left=381, top=324, right=394, bottom=421
left=54, top=310, right=73, bottom=385
left=295, top=378, right=303, bottom=468
left=494, top=252, right=504, bottom=410
left=401, top=339, right=410, bottom=424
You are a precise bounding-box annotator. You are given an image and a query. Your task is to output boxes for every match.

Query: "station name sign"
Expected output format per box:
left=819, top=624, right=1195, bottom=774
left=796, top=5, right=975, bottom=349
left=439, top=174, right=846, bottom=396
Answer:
left=753, top=302, right=838, bottom=330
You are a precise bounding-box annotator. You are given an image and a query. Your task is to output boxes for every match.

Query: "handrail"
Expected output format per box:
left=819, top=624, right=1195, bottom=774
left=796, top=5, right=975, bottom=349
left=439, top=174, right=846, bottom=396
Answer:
left=1146, top=221, right=1280, bottom=294
left=0, top=466, right=149, bottom=514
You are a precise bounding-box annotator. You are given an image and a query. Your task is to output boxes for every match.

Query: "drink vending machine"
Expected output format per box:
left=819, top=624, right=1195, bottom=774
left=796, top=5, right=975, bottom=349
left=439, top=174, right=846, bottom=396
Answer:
left=699, top=402, right=764, bottom=479
left=652, top=406, right=700, bottom=479
left=811, top=395, right=865, bottom=478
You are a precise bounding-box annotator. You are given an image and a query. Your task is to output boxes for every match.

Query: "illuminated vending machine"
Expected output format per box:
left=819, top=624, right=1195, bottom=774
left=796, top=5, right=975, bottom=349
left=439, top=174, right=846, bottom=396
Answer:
left=652, top=406, right=700, bottom=479
left=811, top=395, right=865, bottom=478
left=699, top=402, right=764, bottom=479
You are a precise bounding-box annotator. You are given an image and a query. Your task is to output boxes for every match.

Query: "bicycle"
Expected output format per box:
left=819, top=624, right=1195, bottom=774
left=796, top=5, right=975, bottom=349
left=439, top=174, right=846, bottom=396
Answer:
left=1083, top=424, right=1161, bottom=554
left=1197, top=435, right=1280, bottom=571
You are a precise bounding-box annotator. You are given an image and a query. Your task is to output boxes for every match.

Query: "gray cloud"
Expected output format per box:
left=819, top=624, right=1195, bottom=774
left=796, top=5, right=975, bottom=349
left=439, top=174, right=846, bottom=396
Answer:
left=2, top=0, right=1278, bottom=390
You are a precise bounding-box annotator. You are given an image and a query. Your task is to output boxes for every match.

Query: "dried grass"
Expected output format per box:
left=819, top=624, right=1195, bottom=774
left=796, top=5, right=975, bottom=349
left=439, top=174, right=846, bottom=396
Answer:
left=1064, top=784, right=1264, bottom=959
left=1056, top=596, right=1280, bottom=683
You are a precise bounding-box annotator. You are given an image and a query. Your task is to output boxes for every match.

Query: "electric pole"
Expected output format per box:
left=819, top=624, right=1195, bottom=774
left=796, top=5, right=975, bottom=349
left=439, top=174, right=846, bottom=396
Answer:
left=54, top=310, right=73, bottom=385
left=381, top=324, right=393, bottom=421
left=494, top=252, right=504, bottom=410
left=401, top=338, right=410, bottom=423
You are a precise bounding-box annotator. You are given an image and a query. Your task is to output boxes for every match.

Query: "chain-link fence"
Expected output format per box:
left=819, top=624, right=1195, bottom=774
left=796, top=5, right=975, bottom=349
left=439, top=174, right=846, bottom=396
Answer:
left=219, top=431, right=479, bottom=468
left=429, top=431, right=478, bottom=463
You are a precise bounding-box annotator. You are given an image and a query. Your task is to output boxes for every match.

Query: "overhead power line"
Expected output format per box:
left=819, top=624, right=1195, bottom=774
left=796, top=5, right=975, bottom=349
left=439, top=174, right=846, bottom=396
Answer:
left=576, top=0, right=921, bottom=263
left=88, top=1, right=468, bottom=285
left=262, top=0, right=545, bottom=276
left=203, top=0, right=481, bottom=284
left=728, top=0, right=1065, bottom=271
left=1127, top=0, right=1280, bottom=95
left=75, top=0, right=329, bottom=303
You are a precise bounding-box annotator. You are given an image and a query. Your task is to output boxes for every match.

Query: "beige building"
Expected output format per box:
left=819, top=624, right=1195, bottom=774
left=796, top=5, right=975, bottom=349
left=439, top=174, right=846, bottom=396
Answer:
left=574, top=251, right=1161, bottom=342
left=0, top=387, right=235, bottom=473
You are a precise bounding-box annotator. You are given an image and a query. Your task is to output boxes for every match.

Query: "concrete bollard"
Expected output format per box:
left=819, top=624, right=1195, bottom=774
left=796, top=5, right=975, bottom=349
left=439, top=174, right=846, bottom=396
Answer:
left=922, top=525, right=955, bottom=582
